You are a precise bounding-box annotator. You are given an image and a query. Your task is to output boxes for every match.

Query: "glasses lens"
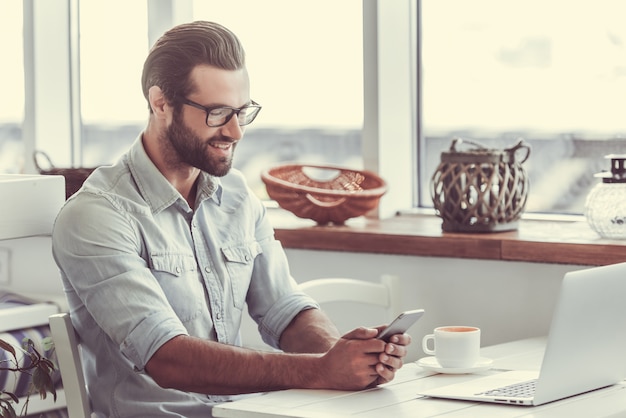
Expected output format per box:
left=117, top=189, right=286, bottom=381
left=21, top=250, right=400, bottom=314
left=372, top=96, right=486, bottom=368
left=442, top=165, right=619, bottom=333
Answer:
left=206, top=108, right=232, bottom=127
left=238, top=106, right=261, bottom=126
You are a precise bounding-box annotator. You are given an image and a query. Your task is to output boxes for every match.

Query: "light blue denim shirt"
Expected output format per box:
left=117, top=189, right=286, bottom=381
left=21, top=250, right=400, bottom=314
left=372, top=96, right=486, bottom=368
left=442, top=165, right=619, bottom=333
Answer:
left=51, top=136, right=319, bottom=417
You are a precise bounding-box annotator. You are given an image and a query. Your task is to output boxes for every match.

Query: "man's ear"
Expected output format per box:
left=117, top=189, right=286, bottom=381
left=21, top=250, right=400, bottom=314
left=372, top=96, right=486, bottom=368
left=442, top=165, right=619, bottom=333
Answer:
left=148, top=86, right=168, bottom=116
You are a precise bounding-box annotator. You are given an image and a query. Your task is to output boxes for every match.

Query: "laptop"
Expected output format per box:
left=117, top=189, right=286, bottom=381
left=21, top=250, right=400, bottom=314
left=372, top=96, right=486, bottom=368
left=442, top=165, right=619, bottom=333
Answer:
left=418, top=262, right=626, bottom=406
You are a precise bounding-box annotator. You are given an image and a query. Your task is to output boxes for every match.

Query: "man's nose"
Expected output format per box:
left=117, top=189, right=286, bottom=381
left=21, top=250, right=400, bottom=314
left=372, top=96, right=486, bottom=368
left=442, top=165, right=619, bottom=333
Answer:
left=221, top=114, right=244, bottom=140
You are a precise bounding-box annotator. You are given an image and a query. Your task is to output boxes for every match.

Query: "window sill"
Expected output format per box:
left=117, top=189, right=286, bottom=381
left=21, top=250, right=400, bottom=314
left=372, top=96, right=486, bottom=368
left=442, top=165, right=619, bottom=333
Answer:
left=267, top=210, right=626, bottom=266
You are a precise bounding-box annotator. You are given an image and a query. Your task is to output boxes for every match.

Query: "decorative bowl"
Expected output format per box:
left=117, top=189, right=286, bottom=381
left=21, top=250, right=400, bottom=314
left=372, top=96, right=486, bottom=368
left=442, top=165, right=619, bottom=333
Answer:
left=261, top=163, right=387, bottom=225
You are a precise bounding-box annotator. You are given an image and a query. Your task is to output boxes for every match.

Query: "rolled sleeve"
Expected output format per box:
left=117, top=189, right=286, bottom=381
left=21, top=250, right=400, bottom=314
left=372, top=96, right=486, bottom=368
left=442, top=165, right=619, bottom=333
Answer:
left=122, top=314, right=188, bottom=370
left=257, top=291, right=320, bottom=348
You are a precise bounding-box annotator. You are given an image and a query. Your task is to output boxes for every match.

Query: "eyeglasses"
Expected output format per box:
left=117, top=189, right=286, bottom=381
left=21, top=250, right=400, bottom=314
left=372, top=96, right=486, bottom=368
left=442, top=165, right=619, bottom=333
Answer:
left=182, top=98, right=262, bottom=127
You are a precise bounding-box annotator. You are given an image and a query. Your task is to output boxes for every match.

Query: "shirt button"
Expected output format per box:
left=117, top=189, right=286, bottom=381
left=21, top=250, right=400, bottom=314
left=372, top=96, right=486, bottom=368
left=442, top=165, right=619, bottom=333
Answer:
left=204, top=266, right=211, bottom=273
left=244, top=255, right=251, bottom=262
left=216, top=312, right=222, bottom=320
left=175, top=267, right=181, bottom=274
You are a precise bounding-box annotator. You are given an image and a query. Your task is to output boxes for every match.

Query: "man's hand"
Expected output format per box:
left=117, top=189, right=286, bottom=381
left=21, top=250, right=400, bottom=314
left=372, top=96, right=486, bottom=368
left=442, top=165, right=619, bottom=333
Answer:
left=317, top=326, right=412, bottom=390
left=316, top=327, right=385, bottom=390
left=373, top=326, right=412, bottom=385
left=280, top=310, right=412, bottom=390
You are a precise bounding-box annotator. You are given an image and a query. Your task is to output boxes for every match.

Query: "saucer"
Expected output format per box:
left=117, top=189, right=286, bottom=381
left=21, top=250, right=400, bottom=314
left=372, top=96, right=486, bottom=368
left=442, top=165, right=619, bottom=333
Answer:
left=416, top=356, right=493, bottom=374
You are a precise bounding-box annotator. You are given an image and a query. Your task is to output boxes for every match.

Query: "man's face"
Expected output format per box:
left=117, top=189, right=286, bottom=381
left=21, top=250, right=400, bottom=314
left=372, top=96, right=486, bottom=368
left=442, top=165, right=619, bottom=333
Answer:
left=162, top=65, right=251, bottom=177
left=164, top=108, right=235, bottom=177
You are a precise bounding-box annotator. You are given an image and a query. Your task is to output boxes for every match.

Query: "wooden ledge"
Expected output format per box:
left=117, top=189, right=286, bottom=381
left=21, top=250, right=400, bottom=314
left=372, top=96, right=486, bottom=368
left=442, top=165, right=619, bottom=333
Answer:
left=267, top=210, right=626, bottom=266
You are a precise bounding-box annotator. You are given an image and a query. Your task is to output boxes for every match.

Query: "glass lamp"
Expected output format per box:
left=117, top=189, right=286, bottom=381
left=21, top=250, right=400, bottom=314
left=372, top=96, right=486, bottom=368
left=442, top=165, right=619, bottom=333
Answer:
left=584, top=154, right=626, bottom=239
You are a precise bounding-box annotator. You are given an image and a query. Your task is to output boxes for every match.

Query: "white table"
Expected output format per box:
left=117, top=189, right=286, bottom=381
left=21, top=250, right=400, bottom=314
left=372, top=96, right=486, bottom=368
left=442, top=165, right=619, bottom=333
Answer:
left=213, top=337, right=626, bottom=417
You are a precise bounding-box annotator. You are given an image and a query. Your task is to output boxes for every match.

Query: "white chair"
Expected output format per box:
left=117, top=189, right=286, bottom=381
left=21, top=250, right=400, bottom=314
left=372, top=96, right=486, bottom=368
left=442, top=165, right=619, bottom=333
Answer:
left=48, top=313, right=92, bottom=418
left=240, top=275, right=402, bottom=350
left=299, top=274, right=402, bottom=325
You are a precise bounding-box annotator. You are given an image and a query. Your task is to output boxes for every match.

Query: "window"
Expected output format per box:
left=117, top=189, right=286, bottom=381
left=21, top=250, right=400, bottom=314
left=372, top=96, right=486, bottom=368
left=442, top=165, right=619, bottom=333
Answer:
left=419, top=0, right=626, bottom=214
left=44, top=0, right=364, bottom=200
left=0, top=1, right=24, bottom=173
left=192, top=0, right=364, bottom=198
left=10, top=1, right=624, bottom=218
left=79, top=1, right=148, bottom=167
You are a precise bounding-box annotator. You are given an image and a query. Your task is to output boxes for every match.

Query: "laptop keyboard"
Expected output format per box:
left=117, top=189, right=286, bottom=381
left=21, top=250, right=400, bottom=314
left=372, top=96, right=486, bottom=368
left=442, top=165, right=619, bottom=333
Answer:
left=476, top=379, right=537, bottom=398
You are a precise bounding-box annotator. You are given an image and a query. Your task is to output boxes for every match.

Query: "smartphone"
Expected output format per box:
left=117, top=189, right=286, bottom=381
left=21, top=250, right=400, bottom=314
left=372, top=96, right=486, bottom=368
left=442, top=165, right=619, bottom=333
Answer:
left=376, top=309, right=425, bottom=342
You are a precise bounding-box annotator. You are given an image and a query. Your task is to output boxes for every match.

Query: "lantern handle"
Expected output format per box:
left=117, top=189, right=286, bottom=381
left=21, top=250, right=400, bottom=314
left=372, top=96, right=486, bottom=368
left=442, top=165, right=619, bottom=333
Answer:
left=506, top=139, right=531, bottom=163
left=449, top=137, right=488, bottom=152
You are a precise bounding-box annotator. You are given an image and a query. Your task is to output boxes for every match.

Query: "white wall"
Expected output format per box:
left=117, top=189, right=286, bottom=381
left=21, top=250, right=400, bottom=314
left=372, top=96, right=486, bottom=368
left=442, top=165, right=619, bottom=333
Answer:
left=280, top=249, right=585, bottom=362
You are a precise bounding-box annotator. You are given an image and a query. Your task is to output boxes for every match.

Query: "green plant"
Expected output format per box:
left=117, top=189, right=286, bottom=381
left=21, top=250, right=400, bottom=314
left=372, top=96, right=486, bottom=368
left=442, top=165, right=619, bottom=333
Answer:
left=0, top=337, right=57, bottom=418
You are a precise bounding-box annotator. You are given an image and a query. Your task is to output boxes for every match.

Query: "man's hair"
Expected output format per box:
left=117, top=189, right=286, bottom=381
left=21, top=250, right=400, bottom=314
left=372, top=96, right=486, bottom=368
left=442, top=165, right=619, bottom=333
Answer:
left=141, top=21, right=246, bottom=112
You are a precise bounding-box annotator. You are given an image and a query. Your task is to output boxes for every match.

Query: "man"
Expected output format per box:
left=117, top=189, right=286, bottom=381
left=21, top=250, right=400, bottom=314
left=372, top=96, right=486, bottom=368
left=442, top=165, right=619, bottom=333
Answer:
left=52, top=21, right=410, bottom=417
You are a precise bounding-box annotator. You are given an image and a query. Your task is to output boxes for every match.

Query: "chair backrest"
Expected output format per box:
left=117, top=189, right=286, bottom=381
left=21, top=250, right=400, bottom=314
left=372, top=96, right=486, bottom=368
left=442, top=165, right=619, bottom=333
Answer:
left=299, top=274, right=401, bottom=323
left=48, top=313, right=92, bottom=418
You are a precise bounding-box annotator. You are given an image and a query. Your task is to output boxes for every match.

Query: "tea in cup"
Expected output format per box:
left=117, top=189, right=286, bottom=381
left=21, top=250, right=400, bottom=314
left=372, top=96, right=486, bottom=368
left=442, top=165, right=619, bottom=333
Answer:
left=422, top=326, right=480, bottom=368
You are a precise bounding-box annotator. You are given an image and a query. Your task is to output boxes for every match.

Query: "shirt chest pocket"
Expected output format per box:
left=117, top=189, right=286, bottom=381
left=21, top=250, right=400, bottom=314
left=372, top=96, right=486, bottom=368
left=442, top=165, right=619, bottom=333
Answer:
left=150, top=253, right=204, bottom=323
left=221, top=241, right=262, bottom=310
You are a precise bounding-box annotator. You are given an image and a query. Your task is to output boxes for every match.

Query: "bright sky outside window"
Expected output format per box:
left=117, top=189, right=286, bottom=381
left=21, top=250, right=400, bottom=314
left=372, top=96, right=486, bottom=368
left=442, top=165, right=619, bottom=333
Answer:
left=421, top=0, right=626, bottom=136
left=192, top=0, right=363, bottom=130
left=0, top=2, right=24, bottom=124
left=79, top=1, right=148, bottom=124
left=0, top=1, right=24, bottom=173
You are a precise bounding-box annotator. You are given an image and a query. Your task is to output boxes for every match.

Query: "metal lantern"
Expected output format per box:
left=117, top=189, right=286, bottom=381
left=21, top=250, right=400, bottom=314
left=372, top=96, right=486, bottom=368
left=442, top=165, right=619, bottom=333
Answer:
left=430, top=138, right=531, bottom=232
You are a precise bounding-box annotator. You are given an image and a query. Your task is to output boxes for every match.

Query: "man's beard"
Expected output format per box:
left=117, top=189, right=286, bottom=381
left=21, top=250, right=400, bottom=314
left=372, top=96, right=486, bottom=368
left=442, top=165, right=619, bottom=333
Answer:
left=162, top=112, right=236, bottom=177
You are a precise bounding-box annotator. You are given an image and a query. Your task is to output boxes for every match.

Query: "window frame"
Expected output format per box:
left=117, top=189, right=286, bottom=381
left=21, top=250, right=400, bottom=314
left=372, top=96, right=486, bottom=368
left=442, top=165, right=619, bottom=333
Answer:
left=362, top=0, right=416, bottom=218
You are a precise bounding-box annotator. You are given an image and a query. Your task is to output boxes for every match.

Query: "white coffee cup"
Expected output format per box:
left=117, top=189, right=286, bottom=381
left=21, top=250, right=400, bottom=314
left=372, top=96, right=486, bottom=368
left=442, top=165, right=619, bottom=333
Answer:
left=422, top=326, right=480, bottom=368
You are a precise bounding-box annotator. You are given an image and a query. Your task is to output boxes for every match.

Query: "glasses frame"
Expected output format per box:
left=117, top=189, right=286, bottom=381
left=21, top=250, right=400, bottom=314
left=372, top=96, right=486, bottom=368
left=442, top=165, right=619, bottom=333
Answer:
left=182, top=98, right=262, bottom=127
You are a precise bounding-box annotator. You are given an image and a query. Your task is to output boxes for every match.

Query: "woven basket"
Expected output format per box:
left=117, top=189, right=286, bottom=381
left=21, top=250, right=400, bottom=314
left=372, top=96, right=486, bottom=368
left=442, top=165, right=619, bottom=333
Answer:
left=261, top=163, right=387, bottom=225
left=430, top=138, right=531, bottom=232
left=33, top=151, right=96, bottom=199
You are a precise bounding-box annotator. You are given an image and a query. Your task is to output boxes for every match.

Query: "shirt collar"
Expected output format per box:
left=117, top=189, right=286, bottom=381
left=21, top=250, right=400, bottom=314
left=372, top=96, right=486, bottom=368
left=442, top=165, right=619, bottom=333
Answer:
left=127, top=134, right=222, bottom=213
